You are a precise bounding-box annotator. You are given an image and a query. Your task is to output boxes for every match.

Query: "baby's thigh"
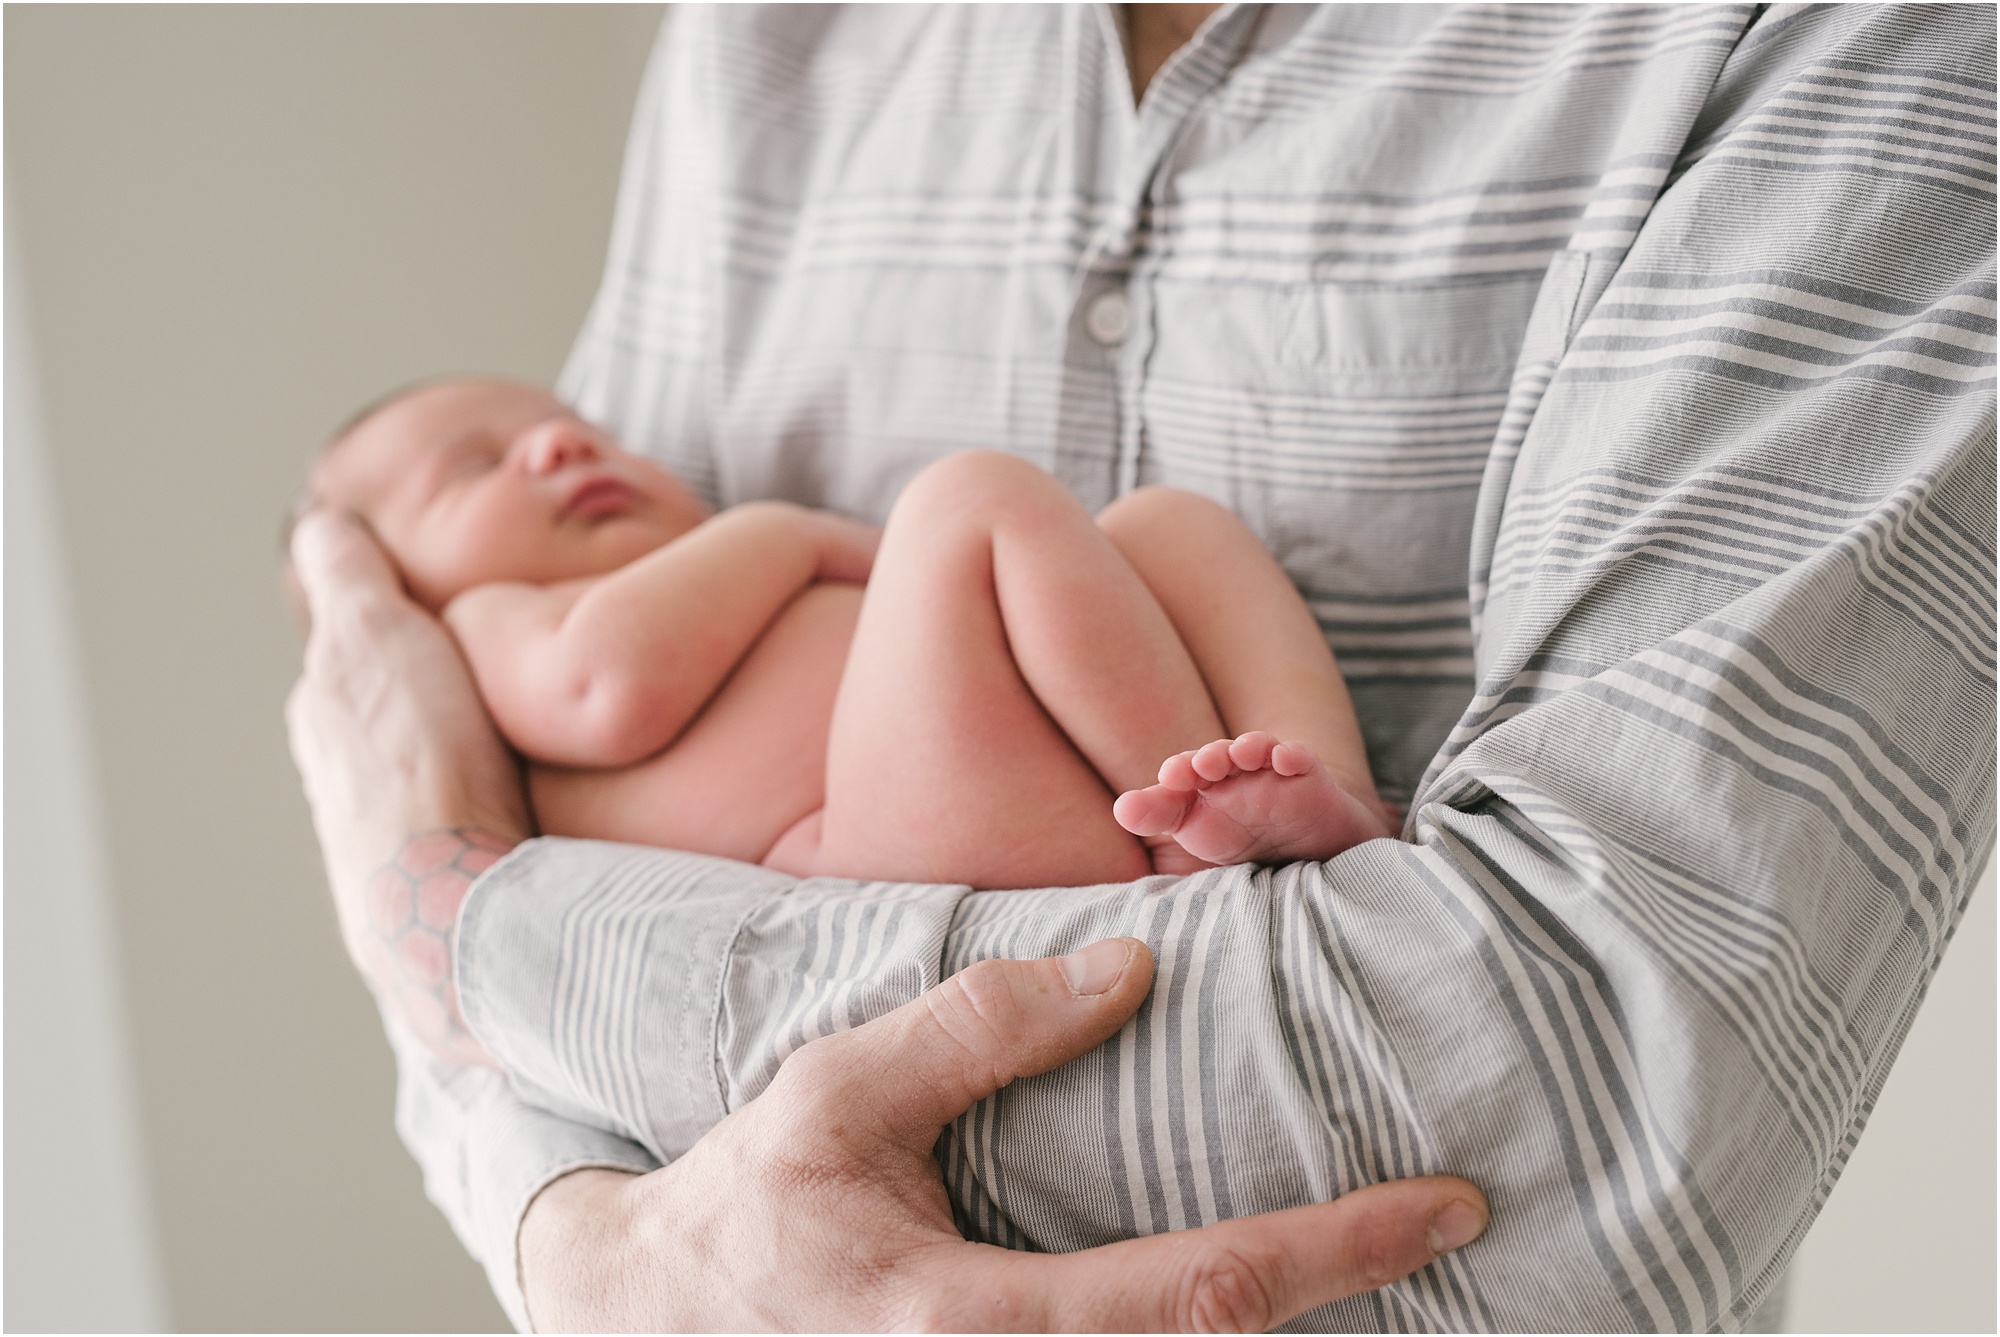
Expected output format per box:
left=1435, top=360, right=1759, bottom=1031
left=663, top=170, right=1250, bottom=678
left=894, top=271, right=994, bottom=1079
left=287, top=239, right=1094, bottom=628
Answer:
left=815, top=453, right=1154, bottom=889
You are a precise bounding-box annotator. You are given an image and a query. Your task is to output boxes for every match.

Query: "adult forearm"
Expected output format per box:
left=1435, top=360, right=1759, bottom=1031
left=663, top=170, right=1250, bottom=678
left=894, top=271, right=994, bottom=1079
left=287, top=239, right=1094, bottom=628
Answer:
left=286, top=509, right=533, bottom=1055
left=357, top=828, right=517, bottom=1065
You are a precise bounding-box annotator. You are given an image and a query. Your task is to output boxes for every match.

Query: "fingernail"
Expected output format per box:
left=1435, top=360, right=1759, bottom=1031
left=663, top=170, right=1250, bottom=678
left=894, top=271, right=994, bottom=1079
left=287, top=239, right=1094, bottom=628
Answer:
left=1060, top=939, right=1132, bottom=996
left=1426, top=1200, right=1486, bottom=1255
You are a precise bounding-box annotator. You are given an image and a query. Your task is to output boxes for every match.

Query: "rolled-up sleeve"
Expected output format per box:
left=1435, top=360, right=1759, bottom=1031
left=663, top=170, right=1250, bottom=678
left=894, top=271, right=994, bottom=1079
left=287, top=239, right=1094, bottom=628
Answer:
left=455, top=838, right=966, bottom=1159
left=414, top=838, right=969, bottom=1329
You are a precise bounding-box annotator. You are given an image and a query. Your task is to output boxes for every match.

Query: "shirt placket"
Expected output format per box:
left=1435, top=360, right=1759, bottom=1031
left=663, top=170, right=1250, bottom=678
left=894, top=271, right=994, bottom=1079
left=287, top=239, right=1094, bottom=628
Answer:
left=1062, top=3, right=1261, bottom=506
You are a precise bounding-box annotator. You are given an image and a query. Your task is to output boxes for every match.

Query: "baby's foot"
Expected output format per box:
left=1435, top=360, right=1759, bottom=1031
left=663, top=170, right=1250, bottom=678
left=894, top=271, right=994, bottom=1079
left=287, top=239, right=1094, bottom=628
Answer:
left=1113, top=732, right=1392, bottom=868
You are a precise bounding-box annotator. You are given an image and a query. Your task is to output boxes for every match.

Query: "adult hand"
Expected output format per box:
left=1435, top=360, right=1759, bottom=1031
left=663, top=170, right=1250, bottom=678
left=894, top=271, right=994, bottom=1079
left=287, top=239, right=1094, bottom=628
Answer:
left=519, top=939, right=1488, bottom=1331
left=284, top=508, right=530, bottom=1061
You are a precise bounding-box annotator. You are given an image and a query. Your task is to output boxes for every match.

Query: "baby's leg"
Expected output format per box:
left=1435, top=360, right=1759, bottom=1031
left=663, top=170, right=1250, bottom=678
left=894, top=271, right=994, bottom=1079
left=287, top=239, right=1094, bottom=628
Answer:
left=1097, top=487, right=1393, bottom=863
left=814, top=452, right=1227, bottom=889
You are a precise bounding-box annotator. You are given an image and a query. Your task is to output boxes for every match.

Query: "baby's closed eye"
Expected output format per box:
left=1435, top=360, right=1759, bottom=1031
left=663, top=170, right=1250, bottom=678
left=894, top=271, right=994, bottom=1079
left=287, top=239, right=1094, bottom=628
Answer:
left=424, top=438, right=503, bottom=497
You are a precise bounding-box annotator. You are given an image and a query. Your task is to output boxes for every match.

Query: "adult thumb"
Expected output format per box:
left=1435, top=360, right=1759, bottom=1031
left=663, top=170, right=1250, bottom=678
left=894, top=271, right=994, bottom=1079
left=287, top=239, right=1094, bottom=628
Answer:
left=289, top=507, right=401, bottom=612
left=784, top=938, right=1155, bottom=1151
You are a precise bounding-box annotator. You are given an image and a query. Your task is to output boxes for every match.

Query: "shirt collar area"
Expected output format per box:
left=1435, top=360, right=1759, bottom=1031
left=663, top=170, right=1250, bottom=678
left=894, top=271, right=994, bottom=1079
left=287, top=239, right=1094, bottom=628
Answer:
left=1098, top=3, right=1259, bottom=116
left=1089, top=3, right=1263, bottom=265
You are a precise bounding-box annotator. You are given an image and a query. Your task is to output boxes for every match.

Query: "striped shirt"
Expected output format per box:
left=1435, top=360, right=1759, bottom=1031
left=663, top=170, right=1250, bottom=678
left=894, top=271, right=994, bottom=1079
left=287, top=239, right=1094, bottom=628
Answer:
left=390, top=5, right=1996, bottom=1330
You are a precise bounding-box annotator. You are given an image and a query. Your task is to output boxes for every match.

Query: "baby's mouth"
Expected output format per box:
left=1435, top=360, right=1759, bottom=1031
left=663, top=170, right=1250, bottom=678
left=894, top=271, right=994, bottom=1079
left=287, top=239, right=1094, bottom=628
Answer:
left=562, top=476, right=639, bottom=521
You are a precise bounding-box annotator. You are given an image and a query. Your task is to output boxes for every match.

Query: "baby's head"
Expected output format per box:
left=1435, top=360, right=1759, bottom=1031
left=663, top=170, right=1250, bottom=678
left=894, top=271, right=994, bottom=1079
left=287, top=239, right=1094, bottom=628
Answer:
left=305, top=377, right=710, bottom=609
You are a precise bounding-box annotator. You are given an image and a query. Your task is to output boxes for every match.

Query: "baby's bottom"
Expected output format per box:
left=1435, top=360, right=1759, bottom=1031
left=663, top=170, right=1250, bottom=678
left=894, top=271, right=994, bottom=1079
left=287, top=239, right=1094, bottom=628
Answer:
left=809, top=451, right=1379, bottom=890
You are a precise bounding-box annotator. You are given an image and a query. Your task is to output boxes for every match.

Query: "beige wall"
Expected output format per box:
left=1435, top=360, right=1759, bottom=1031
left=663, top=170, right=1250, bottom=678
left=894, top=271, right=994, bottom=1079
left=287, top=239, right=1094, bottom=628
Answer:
left=1786, top=855, right=1996, bottom=1334
left=6, top=7, right=663, bottom=1329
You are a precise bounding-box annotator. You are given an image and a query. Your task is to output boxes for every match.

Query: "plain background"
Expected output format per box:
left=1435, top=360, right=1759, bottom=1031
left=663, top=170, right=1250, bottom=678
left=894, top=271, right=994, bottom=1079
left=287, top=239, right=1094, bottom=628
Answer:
left=6, top=6, right=664, bottom=1330
left=4, top=6, right=1992, bottom=1332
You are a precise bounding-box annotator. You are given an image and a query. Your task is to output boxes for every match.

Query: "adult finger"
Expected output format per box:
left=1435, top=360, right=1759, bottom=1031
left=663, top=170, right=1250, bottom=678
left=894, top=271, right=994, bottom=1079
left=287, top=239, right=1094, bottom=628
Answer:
left=777, top=938, right=1155, bottom=1149
left=289, top=507, right=404, bottom=616
left=1013, top=1174, right=1489, bottom=1332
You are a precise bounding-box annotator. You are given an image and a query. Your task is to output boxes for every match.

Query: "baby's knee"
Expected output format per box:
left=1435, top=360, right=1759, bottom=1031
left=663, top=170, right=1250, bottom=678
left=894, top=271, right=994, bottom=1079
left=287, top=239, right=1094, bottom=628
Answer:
left=897, top=449, right=1070, bottom=525
left=907, top=449, right=1046, bottom=498
left=1098, top=484, right=1230, bottom=541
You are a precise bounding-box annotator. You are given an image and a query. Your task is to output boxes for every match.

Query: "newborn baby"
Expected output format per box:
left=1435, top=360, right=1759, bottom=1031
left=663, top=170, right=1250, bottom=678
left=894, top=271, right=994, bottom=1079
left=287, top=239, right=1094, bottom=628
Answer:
left=305, top=377, right=1394, bottom=890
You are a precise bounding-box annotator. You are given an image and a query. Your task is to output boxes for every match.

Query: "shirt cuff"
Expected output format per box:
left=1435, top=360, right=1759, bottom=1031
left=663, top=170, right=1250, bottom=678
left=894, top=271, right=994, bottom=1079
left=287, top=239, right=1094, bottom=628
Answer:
left=452, top=837, right=968, bottom=1329
left=455, top=837, right=799, bottom=1161
left=386, top=1013, right=657, bottom=1333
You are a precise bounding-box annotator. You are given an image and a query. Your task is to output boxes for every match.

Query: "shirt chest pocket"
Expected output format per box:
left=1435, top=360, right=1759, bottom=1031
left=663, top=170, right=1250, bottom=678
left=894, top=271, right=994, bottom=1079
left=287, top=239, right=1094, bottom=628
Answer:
left=1134, top=269, right=1544, bottom=601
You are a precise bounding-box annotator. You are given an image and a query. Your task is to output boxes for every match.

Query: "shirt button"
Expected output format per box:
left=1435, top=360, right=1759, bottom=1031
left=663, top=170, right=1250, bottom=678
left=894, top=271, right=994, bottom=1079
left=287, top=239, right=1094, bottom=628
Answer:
left=1084, top=289, right=1131, bottom=346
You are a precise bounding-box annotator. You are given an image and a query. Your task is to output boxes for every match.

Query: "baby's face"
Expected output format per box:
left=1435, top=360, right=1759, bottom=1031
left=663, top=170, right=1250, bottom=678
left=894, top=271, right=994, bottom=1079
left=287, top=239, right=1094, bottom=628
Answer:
left=316, top=378, right=710, bottom=609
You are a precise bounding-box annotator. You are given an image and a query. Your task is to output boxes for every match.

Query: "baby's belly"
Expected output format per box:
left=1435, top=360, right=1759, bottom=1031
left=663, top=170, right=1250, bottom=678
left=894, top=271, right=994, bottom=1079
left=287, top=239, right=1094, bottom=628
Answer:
left=528, top=583, right=860, bottom=863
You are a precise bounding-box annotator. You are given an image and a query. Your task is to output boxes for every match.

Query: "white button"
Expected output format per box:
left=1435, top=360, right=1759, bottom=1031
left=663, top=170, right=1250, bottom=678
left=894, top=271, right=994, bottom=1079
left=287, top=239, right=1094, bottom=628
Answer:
left=1084, top=289, right=1131, bottom=346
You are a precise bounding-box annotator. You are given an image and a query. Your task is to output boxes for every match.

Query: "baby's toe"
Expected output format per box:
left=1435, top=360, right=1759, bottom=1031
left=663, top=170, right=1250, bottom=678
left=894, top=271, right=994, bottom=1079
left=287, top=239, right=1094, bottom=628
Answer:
left=1191, top=739, right=1237, bottom=782
left=1270, top=740, right=1322, bottom=777
left=1157, top=751, right=1204, bottom=790
left=1228, top=731, right=1279, bottom=771
left=1114, top=785, right=1193, bottom=837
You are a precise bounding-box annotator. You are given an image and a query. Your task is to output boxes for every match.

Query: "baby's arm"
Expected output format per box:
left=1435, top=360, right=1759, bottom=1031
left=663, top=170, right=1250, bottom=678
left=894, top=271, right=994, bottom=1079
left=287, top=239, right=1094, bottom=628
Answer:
left=445, top=502, right=877, bottom=768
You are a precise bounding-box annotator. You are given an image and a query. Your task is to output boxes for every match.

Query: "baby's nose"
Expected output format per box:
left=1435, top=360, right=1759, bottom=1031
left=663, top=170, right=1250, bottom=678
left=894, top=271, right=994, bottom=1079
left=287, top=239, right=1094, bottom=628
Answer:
left=519, top=421, right=602, bottom=473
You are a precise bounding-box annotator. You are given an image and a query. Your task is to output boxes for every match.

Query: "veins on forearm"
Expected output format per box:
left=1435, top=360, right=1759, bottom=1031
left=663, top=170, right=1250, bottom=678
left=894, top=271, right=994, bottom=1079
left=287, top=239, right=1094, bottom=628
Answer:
left=360, top=827, right=516, bottom=1067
